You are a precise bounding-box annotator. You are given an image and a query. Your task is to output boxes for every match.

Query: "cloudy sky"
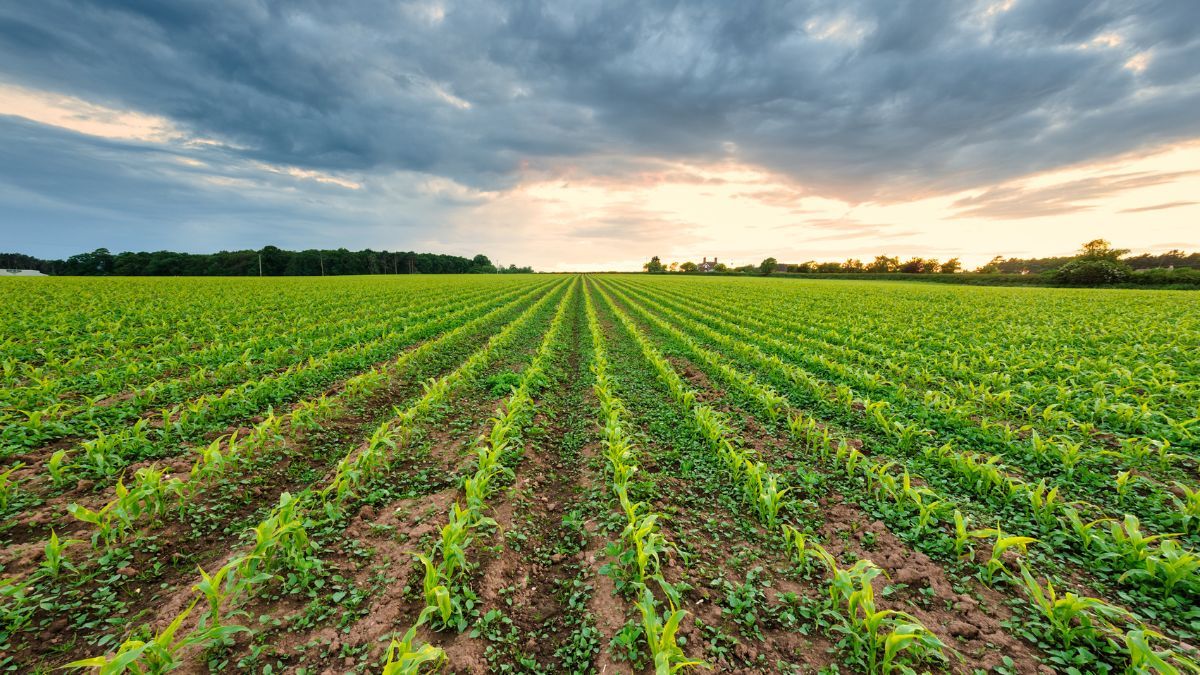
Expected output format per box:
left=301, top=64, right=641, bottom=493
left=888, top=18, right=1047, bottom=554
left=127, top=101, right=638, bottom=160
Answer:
left=1, top=1, right=1198, bottom=271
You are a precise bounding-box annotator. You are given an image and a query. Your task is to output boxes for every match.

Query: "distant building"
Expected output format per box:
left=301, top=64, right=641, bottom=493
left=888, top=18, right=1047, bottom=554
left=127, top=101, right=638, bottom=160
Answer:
left=697, top=256, right=720, bottom=273
left=0, top=269, right=45, bottom=277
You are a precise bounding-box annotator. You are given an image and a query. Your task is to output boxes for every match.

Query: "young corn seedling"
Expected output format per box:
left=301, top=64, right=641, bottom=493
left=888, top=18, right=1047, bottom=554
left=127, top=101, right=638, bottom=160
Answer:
left=781, top=525, right=824, bottom=574
left=416, top=553, right=454, bottom=627
left=67, top=500, right=128, bottom=549
left=1062, top=506, right=1113, bottom=552
left=1016, top=563, right=1126, bottom=649
left=894, top=422, right=929, bottom=453
left=1103, top=514, right=1174, bottom=567
left=1052, top=439, right=1087, bottom=476
left=980, top=528, right=1036, bottom=586
left=65, top=598, right=247, bottom=674
left=1121, top=540, right=1200, bottom=597
left=746, top=463, right=790, bottom=527
left=80, top=433, right=121, bottom=477
left=40, top=530, right=82, bottom=577
left=1027, top=479, right=1063, bottom=529
left=1123, top=628, right=1200, bottom=674
left=1153, top=439, right=1183, bottom=472
left=1115, top=470, right=1135, bottom=506
left=634, top=587, right=707, bottom=674
left=0, top=463, right=22, bottom=512
left=1117, top=438, right=1156, bottom=468
left=382, top=622, right=447, bottom=674
left=1172, top=482, right=1200, bottom=535
left=47, top=450, right=71, bottom=486
left=194, top=557, right=266, bottom=631
left=621, top=510, right=673, bottom=584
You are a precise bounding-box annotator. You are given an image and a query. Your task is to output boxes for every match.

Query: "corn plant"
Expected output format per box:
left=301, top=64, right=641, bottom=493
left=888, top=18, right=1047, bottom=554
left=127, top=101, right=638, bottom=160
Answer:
left=813, top=548, right=947, bottom=673
left=40, top=530, right=82, bottom=577
left=1062, top=506, right=1113, bottom=552
left=1123, top=629, right=1200, bottom=674
left=1115, top=470, right=1135, bottom=506
left=382, top=621, right=447, bottom=674
left=952, top=510, right=997, bottom=561
left=194, top=557, right=266, bottom=631
left=1026, top=479, right=1063, bottom=528
left=634, top=587, right=706, bottom=674
left=47, top=450, right=71, bottom=486
left=979, top=527, right=1036, bottom=585
left=68, top=500, right=128, bottom=548
left=1122, top=540, right=1200, bottom=597
left=1016, top=563, right=1126, bottom=649
left=0, top=463, right=21, bottom=512
left=1101, top=514, right=1174, bottom=567
left=1172, top=482, right=1200, bottom=535
left=781, top=525, right=824, bottom=574
left=64, top=599, right=247, bottom=674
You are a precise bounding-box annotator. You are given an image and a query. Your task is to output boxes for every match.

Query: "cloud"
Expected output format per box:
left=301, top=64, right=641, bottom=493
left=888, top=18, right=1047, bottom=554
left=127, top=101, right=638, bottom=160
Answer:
left=950, top=169, right=1199, bottom=219
left=1119, top=200, right=1198, bottom=213
left=1, top=0, right=1198, bottom=198
left=0, top=0, right=1199, bottom=264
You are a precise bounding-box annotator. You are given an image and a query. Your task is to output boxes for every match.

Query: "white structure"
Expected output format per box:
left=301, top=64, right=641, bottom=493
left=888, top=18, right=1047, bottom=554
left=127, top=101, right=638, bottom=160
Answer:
left=0, top=269, right=46, bottom=276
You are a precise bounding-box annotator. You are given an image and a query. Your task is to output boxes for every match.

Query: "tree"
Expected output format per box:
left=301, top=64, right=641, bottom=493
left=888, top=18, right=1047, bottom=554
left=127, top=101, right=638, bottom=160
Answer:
left=1079, top=239, right=1130, bottom=261
left=866, top=255, right=899, bottom=272
left=898, top=257, right=926, bottom=273
left=977, top=256, right=1004, bottom=273
left=643, top=256, right=664, bottom=273
left=680, top=261, right=698, bottom=273
left=842, top=258, right=864, bottom=272
left=669, top=262, right=679, bottom=272
left=1053, top=259, right=1131, bottom=285
left=472, top=254, right=492, bottom=267
left=1052, top=239, right=1133, bottom=285
left=817, top=261, right=842, bottom=273
left=940, top=257, right=962, bottom=274
left=759, top=257, right=778, bottom=275
left=714, top=262, right=728, bottom=272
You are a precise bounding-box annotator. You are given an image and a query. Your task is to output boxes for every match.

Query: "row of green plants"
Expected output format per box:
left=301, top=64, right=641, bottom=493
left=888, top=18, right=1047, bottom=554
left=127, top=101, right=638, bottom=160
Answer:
left=2, top=280, right=544, bottom=465
left=0, top=276, right=527, bottom=392
left=0, top=278, right=552, bottom=559
left=612, top=277, right=1191, bottom=514
left=627, top=277, right=1198, bottom=444
left=0, top=280, right=551, bottom=532
left=592, top=280, right=950, bottom=673
left=0, top=278, right=571, bottom=671
left=384, top=278, right=577, bottom=673
left=0, top=278, right=372, bottom=387
left=610, top=278, right=1195, bottom=548
left=0, top=280, right=516, bottom=454
left=583, top=285, right=705, bottom=674
left=597, top=277, right=1199, bottom=671
left=607, top=278, right=1200, bottom=620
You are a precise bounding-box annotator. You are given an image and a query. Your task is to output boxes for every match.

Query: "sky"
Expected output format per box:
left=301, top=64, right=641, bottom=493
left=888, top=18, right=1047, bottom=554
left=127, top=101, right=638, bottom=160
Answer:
left=0, top=1, right=1198, bottom=271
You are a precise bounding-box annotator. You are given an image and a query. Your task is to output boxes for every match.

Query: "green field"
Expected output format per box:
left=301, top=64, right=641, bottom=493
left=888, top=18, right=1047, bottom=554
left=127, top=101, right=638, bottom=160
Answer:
left=1, top=274, right=1197, bottom=673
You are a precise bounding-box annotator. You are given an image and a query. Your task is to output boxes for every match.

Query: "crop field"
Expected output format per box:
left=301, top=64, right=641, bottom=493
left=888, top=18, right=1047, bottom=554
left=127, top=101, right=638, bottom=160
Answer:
left=1, top=274, right=1198, bottom=674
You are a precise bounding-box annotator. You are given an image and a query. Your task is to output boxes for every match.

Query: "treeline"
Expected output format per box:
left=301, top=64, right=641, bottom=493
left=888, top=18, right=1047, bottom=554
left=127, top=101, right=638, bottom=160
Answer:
left=978, top=249, right=1200, bottom=274
left=0, top=247, right=533, bottom=276
left=643, top=240, right=1200, bottom=288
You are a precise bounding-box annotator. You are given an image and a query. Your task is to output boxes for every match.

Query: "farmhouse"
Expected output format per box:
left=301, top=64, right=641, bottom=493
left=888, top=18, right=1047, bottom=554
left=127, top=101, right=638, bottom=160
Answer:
left=0, top=269, right=45, bottom=276
left=697, top=257, right=720, bottom=273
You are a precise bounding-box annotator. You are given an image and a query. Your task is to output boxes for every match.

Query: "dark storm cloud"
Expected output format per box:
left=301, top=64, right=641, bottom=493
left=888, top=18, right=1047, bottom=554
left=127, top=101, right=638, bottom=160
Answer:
left=1, top=0, right=1199, bottom=256
left=3, top=1, right=1199, bottom=193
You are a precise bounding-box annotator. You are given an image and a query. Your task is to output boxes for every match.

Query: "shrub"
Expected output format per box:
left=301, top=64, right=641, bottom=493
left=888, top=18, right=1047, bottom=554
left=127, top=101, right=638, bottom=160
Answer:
left=1052, top=259, right=1131, bottom=286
